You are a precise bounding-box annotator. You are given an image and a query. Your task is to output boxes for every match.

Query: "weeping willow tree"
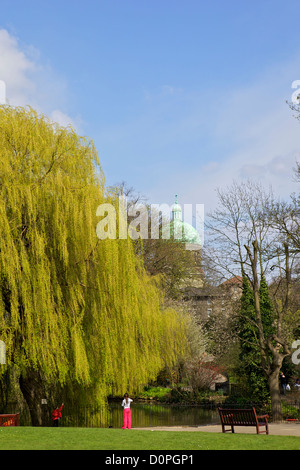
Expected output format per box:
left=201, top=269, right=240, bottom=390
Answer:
left=0, top=106, right=188, bottom=425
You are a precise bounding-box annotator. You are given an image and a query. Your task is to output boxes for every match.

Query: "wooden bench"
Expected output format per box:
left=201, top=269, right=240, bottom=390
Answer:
left=218, top=407, right=269, bottom=434
left=0, top=413, right=19, bottom=426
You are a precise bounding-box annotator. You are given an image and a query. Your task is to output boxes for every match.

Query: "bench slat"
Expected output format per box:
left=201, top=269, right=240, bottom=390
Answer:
left=218, top=407, right=269, bottom=434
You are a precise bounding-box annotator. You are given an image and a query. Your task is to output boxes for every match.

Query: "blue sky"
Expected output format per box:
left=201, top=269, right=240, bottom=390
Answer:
left=0, top=0, right=300, bottom=214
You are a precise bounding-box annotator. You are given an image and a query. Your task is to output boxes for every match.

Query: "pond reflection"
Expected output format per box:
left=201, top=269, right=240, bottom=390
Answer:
left=57, top=403, right=219, bottom=428
left=107, top=403, right=219, bottom=428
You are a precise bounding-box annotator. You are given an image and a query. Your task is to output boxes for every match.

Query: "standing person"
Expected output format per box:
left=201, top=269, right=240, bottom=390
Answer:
left=280, top=372, right=287, bottom=395
left=52, top=403, right=64, bottom=427
left=121, top=393, right=133, bottom=429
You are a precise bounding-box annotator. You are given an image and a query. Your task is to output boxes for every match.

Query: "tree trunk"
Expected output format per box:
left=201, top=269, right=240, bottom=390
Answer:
left=269, top=368, right=282, bottom=422
left=19, top=369, right=50, bottom=426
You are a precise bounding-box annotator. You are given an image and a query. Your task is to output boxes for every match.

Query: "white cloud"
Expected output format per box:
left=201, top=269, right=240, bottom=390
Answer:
left=0, top=29, right=79, bottom=130
left=144, top=55, right=300, bottom=213
left=50, top=109, right=78, bottom=129
left=0, top=29, right=36, bottom=105
left=240, top=153, right=300, bottom=179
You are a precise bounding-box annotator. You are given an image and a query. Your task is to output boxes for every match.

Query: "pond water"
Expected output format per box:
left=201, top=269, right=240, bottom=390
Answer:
left=110, top=403, right=219, bottom=428
left=62, top=403, right=220, bottom=428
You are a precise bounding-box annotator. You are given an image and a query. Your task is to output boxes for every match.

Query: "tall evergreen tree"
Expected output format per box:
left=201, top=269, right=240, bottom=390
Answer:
left=259, top=274, right=276, bottom=340
left=237, top=276, right=269, bottom=402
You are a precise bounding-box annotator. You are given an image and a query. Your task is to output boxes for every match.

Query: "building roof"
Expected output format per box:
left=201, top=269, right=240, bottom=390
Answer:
left=220, top=275, right=243, bottom=287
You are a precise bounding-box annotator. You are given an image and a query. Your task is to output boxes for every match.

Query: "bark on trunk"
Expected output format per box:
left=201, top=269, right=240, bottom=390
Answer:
left=269, top=368, right=282, bottom=422
left=19, top=369, right=50, bottom=426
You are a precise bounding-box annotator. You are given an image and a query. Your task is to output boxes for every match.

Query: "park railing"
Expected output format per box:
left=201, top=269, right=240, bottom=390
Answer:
left=2, top=400, right=300, bottom=427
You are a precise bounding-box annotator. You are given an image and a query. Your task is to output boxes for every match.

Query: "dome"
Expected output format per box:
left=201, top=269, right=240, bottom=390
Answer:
left=161, top=195, right=202, bottom=248
left=169, top=219, right=202, bottom=246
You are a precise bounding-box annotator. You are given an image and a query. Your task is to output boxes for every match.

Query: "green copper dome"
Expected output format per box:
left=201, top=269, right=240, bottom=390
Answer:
left=161, top=195, right=201, bottom=247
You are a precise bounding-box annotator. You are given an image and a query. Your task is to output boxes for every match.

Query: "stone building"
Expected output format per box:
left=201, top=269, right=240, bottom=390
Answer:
left=182, top=275, right=243, bottom=323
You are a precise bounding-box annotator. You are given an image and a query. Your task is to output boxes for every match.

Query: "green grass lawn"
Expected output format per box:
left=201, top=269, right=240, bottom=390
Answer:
left=0, top=427, right=299, bottom=450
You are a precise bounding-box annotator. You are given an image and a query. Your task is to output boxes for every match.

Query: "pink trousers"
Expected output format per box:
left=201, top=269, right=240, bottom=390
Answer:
left=122, top=408, right=131, bottom=429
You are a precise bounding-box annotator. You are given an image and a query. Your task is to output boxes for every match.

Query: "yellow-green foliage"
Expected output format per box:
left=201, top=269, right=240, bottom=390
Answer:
left=0, top=106, right=187, bottom=403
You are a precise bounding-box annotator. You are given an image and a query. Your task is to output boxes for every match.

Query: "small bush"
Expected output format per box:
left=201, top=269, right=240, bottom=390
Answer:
left=139, top=387, right=171, bottom=401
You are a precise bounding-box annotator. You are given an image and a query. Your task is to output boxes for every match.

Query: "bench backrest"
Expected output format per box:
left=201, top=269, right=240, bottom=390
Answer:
left=218, top=407, right=258, bottom=426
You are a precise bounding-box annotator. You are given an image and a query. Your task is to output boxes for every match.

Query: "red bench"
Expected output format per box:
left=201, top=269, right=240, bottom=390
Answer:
left=0, top=413, right=19, bottom=426
left=218, top=407, right=269, bottom=434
